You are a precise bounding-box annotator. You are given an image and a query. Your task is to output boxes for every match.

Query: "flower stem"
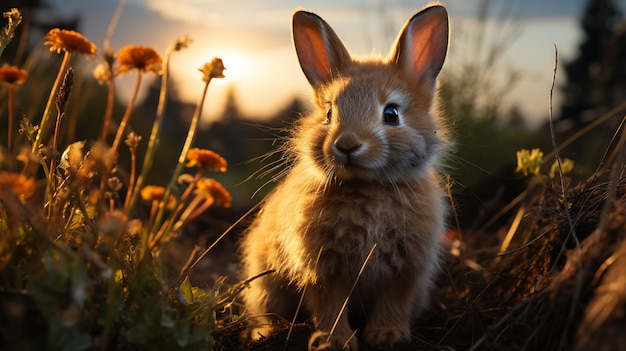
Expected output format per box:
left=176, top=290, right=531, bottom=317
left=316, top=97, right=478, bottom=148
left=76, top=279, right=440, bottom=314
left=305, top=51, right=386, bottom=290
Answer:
left=151, top=77, right=212, bottom=236
left=150, top=171, right=200, bottom=249
left=112, top=70, right=142, bottom=152
left=100, top=80, right=115, bottom=142
left=180, top=169, right=203, bottom=204
left=174, top=196, right=214, bottom=232
left=7, top=84, right=15, bottom=171
left=147, top=200, right=159, bottom=233
left=32, top=51, right=71, bottom=154
left=125, top=45, right=175, bottom=216
left=47, top=108, right=64, bottom=218
left=123, top=145, right=137, bottom=210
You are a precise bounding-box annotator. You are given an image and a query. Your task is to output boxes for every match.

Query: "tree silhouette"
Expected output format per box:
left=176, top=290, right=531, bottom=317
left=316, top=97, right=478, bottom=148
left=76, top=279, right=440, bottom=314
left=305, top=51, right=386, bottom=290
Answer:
left=558, top=0, right=625, bottom=129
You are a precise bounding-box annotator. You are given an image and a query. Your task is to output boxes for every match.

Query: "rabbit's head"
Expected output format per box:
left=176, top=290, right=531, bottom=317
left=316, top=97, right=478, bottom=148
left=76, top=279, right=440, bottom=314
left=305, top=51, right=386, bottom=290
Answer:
left=291, top=5, right=449, bottom=183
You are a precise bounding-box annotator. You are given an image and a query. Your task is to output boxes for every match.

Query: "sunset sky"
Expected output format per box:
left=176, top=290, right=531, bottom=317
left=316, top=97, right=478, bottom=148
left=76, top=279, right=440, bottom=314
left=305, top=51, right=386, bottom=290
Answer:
left=44, top=0, right=626, bottom=126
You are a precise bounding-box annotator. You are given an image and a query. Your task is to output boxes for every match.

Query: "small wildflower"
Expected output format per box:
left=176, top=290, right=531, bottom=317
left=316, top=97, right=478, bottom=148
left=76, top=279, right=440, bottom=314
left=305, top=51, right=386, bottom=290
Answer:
left=140, top=185, right=176, bottom=209
left=0, top=172, right=36, bottom=200
left=93, top=64, right=113, bottom=84
left=195, top=177, right=232, bottom=207
left=117, top=45, right=162, bottom=74
left=549, top=158, right=575, bottom=179
left=3, top=8, right=22, bottom=23
left=107, top=177, right=123, bottom=192
left=44, top=28, right=96, bottom=56
left=0, top=65, right=27, bottom=84
left=140, top=185, right=166, bottom=202
left=515, top=148, right=543, bottom=177
left=0, top=8, right=22, bottom=52
left=173, top=36, right=193, bottom=52
left=186, top=148, right=227, bottom=172
left=125, top=131, right=142, bottom=149
left=19, top=116, right=39, bottom=141
left=198, top=57, right=226, bottom=82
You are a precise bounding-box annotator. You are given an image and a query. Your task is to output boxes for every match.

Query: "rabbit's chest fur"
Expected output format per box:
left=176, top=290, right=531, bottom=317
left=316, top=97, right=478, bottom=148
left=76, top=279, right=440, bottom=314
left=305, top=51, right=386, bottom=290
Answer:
left=250, top=164, right=445, bottom=289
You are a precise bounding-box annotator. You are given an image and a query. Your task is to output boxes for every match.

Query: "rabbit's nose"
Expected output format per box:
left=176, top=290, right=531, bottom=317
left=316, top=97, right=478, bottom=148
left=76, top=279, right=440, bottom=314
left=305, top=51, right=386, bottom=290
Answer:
left=333, top=133, right=362, bottom=155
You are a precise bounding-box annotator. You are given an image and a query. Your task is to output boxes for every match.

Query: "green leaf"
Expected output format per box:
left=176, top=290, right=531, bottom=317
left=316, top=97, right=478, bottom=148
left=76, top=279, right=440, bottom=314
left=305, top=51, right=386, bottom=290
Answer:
left=179, top=276, right=193, bottom=305
left=191, top=286, right=209, bottom=303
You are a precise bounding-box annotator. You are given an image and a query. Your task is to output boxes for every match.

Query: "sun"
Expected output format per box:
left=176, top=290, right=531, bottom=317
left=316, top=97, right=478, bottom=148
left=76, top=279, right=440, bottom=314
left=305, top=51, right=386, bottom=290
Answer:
left=169, top=42, right=305, bottom=123
left=178, top=48, right=252, bottom=86
left=211, top=50, right=251, bottom=82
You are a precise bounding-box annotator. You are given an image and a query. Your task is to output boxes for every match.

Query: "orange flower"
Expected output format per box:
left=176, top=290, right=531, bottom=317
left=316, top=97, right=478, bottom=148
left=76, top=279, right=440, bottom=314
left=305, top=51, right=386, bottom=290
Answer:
left=44, top=28, right=96, bottom=56
left=198, top=57, right=226, bottom=82
left=0, top=65, right=27, bottom=84
left=195, top=178, right=232, bottom=208
left=140, top=185, right=175, bottom=209
left=117, top=45, right=162, bottom=74
left=140, top=185, right=166, bottom=201
left=0, top=172, right=36, bottom=201
left=186, top=148, right=227, bottom=172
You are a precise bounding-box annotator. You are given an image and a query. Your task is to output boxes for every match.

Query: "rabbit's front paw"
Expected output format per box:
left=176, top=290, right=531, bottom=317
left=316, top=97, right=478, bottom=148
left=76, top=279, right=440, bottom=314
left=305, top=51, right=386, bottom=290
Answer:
left=308, top=331, right=358, bottom=351
left=245, top=319, right=278, bottom=342
left=364, top=326, right=410, bottom=347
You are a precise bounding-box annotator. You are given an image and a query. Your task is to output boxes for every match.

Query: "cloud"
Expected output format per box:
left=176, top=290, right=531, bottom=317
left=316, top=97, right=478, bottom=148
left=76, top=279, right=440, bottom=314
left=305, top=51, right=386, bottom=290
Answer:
left=144, top=0, right=222, bottom=24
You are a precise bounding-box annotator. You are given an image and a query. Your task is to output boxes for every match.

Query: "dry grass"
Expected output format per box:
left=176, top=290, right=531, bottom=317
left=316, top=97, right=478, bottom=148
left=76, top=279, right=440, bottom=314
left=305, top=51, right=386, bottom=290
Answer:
left=210, top=168, right=626, bottom=351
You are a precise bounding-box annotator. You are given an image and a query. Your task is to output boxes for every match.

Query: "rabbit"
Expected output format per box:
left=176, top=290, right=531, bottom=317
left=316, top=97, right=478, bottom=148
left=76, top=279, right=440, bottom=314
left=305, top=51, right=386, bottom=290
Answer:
left=240, top=4, right=450, bottom=350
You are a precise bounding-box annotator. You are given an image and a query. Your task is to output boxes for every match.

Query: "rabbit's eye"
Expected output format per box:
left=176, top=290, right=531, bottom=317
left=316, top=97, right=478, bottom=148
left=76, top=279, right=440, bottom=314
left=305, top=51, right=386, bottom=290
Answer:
left=324, top=108, right=332, bottom=124
left=383, top=104, right=400, bottom=125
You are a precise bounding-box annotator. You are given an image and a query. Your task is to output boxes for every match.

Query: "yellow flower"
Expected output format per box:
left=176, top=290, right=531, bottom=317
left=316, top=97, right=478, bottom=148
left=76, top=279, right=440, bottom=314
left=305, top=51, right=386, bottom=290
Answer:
left=0, top=65, right=27, bottom=84
left=515, top=148, right=543, bottom=177
left=0, top=172, right=36, bottom=201
left=549, top=158, right=574, bottom=179
left=195, top=178, right=232, bottom=207
left=44, top=28, right=96, bottom=56
left=186, top=148, right=227, bottom=172
left=198, top=57, right=226, bottom=82
left=117, top=45, right=162, bottom=74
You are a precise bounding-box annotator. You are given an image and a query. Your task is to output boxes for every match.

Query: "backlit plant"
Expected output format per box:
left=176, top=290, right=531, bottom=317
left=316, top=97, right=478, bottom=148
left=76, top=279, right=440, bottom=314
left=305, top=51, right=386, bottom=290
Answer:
left=0, top=8, right=240, bottom=350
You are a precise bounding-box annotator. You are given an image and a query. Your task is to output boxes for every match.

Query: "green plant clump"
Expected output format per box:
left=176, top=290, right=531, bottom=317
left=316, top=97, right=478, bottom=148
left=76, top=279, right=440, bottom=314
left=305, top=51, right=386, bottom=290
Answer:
left=0, top=8, right=238, bottom=351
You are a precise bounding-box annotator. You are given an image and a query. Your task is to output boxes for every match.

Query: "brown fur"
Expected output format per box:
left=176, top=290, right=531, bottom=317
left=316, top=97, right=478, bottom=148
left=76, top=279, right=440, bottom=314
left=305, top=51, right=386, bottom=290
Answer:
left=240, top=4, right=450, bottom=350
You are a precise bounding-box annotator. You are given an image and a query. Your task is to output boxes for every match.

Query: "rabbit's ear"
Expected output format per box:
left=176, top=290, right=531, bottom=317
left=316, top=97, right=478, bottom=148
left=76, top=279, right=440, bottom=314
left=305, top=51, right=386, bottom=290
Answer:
left=390, top=5, right=449, bottom=89
left=292, top=10, right=351, bottom=87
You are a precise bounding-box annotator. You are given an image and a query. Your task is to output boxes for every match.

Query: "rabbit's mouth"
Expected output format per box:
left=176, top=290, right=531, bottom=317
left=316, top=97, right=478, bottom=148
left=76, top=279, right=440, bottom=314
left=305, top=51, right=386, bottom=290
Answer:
left=331, top=152, right=368, bottom=170
left=330, top=159, right=382, bottom=181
